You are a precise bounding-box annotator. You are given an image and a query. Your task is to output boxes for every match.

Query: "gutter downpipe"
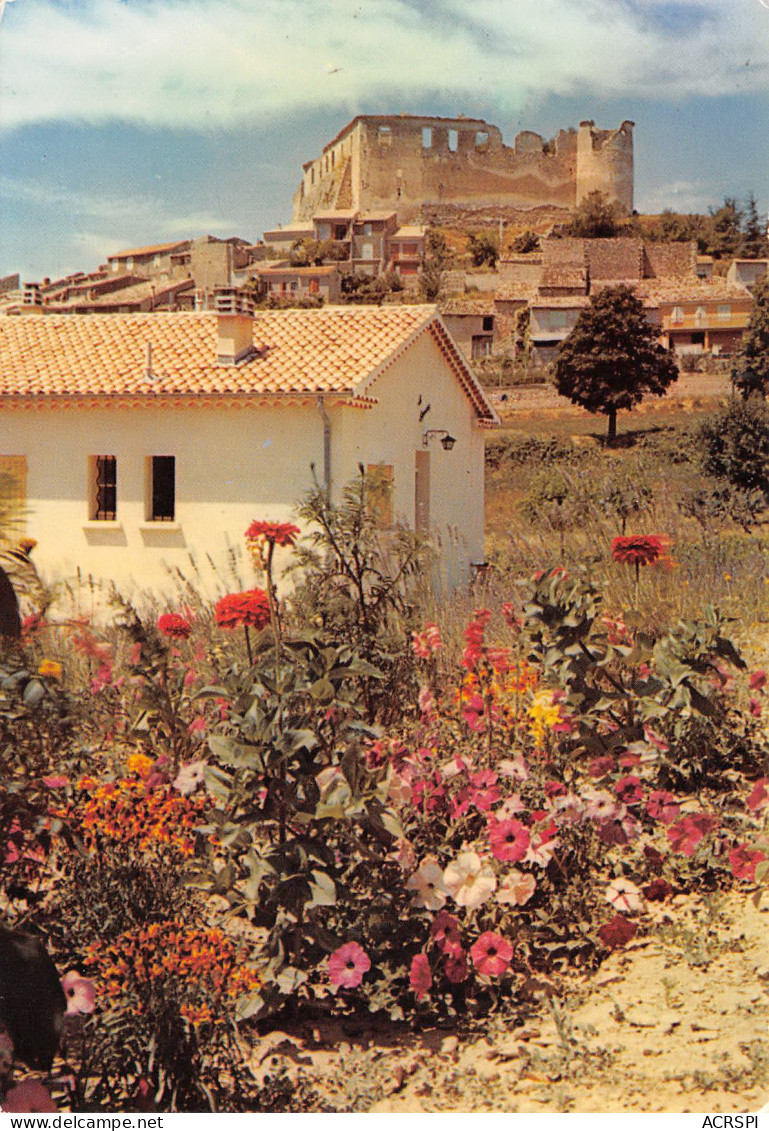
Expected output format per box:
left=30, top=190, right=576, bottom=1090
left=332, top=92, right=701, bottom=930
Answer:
left=317, top=396, right=331, bottom=497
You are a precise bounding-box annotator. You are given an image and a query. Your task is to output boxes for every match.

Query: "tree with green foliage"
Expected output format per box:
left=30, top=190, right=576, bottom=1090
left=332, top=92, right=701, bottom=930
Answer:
left=420, top=229, right=451, bottom=301
left=561, top=191, right=622, bottom=238
left=740, top=194, right=769, bottom=259
left=554, top=284, right=679, bottom=441
left=697, top=396, right=769, bottom=496
left=467, top=232, right=499, bottom=268
left=732, top=276, right=769, bottom=399
left=510, top=229, right=540, bottom=254
left=704, top=198, right=743, bottom=258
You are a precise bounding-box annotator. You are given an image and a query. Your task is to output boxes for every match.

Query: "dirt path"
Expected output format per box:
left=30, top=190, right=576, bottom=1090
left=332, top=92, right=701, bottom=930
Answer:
left=248, top=892, right=769, bottom=1112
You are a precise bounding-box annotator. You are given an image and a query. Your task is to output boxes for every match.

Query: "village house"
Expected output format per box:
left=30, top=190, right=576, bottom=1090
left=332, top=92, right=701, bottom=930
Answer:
left=254, top=263, right=342, bottom=303
left=440, top=298, right=497, bottom=362
left=0, top=299, right=497, bottom=602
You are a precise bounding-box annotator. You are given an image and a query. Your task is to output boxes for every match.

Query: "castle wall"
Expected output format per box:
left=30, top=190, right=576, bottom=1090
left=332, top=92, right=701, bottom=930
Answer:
left=293, top=114, right=632, bottom=225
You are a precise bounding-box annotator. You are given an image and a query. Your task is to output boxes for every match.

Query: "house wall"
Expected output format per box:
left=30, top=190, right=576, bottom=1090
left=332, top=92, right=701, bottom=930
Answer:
left=4, top=333, right=486, bottom=603
left=332, top=330, right=486, bottom=587
left=4, top=403, right=324, bottom=604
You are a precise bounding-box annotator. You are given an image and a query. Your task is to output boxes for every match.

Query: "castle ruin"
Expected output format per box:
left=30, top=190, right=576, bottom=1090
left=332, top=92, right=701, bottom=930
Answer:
left=291, top=115, right=634, bottom=224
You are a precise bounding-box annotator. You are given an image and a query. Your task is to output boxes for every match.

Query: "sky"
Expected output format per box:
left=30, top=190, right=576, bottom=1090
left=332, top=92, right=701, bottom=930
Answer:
left=0, top=0, right=768, bottom=280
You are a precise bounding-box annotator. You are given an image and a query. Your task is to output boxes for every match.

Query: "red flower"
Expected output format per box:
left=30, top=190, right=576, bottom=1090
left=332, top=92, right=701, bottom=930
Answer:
left=444, top=950, right=469, bottom=984
left=430, top=910, right=463, bottom=956
left=749, top=698, right=762, bottom=717
left=327, top=942, right=371, bottom=989
left=643, top=878, right=673, bottom=902
left=597, top=914, right=637, bottom=949
left=646, top=790, right=680, bottom=825
left=470, top=931, right=513, bottom=977
left=747, top=778, right=768, bottom=814
left=728, top=845, right=766, bottom=882
left=245, top=520, right=301, bottom=548
left=615, top=775, right=643, bottom=805
left=589, top=755, right=614, bottom=779
left=409, top=953, right=432, bottom=1001
left=748, top=670, right=767, bottom=691
left=611, top=535, right=668, bottom=567
left=488, top=818, right=530, bottom=862
left=667, top=813, right=716, bottom=856
left=157, top=613, right=192, bottom=639
left=214, top=589, right=270, bottom=631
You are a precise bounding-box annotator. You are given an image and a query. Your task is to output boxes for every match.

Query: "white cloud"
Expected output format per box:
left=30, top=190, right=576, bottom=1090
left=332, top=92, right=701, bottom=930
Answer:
left=0, top=0, right=766, bottom=132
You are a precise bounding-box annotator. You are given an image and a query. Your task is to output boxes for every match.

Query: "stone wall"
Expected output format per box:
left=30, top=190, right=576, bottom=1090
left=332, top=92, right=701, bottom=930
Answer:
left=292, top=114, right=633, bottom=224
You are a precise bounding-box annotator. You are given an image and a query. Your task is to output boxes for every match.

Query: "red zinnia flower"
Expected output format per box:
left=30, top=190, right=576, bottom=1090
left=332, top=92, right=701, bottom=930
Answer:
left=611, top=535, right=667, bottom=567
left=327, top=942, right=371, bottom=989
left=470, top=931, right=513, bottom=977
left=488, top=818, right=530, bottom=862
left=157, top=613, right=192, bottom=639
left=598, top=914, right=637, bottom=949
left=214, top=589, right=270, bottom=631
left=409, top=953, right=432, bottom=1001
left=245, top=520, right=301, bottom=548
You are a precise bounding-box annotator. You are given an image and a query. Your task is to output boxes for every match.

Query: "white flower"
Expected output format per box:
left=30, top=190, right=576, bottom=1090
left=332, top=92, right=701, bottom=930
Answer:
left=443, top=850, right=497, bottom=910
left=498, top=757, right=529, bottom=781
left=550, top=792, right=586, bottom=826
left=495, top=793, right=524, bottom=820
left=406, top=855, right=447, bottom=910
left=389, top=838, right=417, bottom=873
left=496, top=869, right=537, bottom=907
left=582, top=787, right=622, bottom=821
left=173, top=760, right=206, bottom=796
left=605, top=877, right=643, bottom=914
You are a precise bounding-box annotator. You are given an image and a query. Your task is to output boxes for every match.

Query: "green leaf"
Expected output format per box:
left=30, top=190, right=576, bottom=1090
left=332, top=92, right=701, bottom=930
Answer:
left=308, top=870, right=337, bottom=908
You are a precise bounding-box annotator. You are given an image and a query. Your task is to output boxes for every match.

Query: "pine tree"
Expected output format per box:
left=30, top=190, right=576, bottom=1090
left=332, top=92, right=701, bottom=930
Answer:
left=733, top=276, right=769, bottom=398
left=740, top=194, right=768, bottom=259
left=554, top=285, right=679, bottom=441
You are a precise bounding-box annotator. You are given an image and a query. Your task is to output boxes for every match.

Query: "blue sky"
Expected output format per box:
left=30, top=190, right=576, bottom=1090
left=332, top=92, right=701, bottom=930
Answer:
left=0, top=0, right=768, bottom=280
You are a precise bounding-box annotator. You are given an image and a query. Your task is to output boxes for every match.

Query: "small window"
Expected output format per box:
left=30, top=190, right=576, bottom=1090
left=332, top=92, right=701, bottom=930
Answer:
left=482, top=316, right=494, bottom=332
left=671, top=306, right=684, bottom=324
left=422, top=127, right=433, bottom=149
left=146, top=456, right=175, bottom=522
left=475, top=131, right=489, bottom=149
left=694, top=305, right=706, bottom=324
left=718, top=304, right=731, bottom=320
left=366, top=463, right=394, bottom=528
left=448, top=129, right=458, bottom=152
left=125, top=257, right=133, bottom=271
left=309, top=278, right=319, bottom=294
left=89, top=455, right=117, bottom=521
left=363, top=222, right=373, bottom=237
left=377, top=125, right=392, bottom=147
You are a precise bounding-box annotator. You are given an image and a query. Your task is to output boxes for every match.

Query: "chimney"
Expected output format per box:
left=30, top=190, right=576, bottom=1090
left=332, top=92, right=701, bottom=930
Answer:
left=214, top=287, right=255, bottom=364
left=22, top=282, right=44, bottom=312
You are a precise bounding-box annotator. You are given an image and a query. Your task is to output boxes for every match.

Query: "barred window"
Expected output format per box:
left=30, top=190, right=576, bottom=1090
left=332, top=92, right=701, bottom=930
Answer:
left=89, top=455, right=117, bottom=521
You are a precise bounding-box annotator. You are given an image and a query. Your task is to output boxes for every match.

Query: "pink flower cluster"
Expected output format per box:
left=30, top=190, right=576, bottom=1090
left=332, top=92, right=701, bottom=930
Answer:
left=412, top=622, right=442, bottom=659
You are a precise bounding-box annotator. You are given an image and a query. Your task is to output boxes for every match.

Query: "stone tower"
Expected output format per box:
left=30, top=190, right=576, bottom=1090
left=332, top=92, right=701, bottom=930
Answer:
left=575, top=120, right=634, bottom=214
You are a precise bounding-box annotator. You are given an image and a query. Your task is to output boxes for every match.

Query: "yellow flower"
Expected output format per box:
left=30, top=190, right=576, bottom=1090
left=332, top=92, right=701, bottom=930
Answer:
left=127, top=752, right=155, bottom=780
left=38, top=659, right=62, bottom=679
left=527, top=689, right=562, bottom=745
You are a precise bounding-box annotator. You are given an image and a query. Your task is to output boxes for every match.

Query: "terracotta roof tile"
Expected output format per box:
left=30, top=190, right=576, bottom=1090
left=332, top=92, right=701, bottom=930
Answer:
left=0, top=306, right=495, bottom=423
left=109, top=241, right=190, bottom=260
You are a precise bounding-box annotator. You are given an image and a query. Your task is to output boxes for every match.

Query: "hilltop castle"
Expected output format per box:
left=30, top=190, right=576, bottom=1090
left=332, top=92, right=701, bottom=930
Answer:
left=291, top=114, right=634, bottom=224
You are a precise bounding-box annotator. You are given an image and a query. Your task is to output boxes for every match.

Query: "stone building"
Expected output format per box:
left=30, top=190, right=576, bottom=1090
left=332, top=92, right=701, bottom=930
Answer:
left=292, top=114, right=634, bottom=225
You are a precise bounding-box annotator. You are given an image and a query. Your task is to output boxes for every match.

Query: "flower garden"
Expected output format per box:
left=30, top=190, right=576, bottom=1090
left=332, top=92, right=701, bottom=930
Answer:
left=1, top=447, right=768, bottom=1112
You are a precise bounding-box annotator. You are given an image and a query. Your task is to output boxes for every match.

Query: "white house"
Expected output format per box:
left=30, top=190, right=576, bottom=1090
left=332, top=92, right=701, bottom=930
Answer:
left=0, top=299, right=497, bottom=603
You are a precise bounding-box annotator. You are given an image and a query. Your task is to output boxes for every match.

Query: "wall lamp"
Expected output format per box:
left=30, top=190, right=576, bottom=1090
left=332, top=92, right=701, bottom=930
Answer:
left=422, top=429, right=457, bottom=451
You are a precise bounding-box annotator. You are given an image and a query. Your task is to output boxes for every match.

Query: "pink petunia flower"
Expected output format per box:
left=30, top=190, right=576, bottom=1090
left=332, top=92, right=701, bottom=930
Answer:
left=409, top=953, right=432, bottom=1001
left=470, top=931, right=513, bottom=977
left=2, top=1080, right=57, bottom=1113
left=488, top=818, right=530, bottom=863
left=173, top=760, right=206, bottom=796
left=729, top=845, right=766, bottom=882
left=747, top=778, right=769, bottom=814
left=589, top=755, right=614, bottom=779
left=443, top=950, right=469, bottom=984
left=327, top=942, right=371, bottom=989
left=615, top=775, right=643, bottom=805
left=667, top=813, right=716, bottom=856
left=646, top=790, right=680, bottom=825
left=61, top=971, right=96, bottom=1015
left=42, top=775, right=68, bottom=789
left=430, top=910, right=463, bottom=957
left=748, top=670, right=767, bottom=691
